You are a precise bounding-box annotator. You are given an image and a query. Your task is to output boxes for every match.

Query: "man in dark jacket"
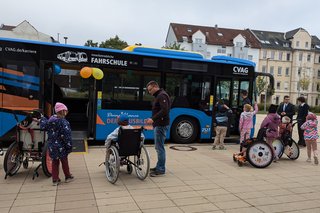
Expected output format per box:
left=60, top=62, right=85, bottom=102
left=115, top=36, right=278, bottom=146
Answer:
left=297, top=96, right=309, bottom=146
left=146, top=81, right=171, bottom=177
left=277, top=96, right=295, bottom=121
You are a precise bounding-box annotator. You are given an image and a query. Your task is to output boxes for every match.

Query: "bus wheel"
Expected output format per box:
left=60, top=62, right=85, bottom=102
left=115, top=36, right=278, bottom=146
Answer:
left=171, top=117, right=198, bottom=144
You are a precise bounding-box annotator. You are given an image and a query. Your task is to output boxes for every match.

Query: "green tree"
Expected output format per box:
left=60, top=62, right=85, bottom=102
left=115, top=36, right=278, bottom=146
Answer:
left=99, top=35, right=128, bottom=50
left=162, top=42, right=185, bottom=50
left=84, top=40, right=98, bottom=47
left=255, top=76, right=268, bottom=96
left=299, top=78, right=310, bottom=91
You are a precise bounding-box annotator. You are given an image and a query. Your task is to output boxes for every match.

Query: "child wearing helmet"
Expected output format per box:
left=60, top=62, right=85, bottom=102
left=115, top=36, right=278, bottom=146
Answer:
left=105, top=114, right=145, bottom=148
left=301, top=112, right=319, bottom=164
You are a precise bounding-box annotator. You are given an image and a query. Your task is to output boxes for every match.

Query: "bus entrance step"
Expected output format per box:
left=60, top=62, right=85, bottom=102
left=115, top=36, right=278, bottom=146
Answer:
left=72, top=138, right=88, bottom=153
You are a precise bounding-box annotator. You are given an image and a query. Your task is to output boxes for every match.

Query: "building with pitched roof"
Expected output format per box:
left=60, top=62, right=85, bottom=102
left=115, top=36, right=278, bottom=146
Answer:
left=0, top=20, right=56, bottom=43
left=250, top=28, right=320, bottom=106
left=165, top=23, right=261, bottom=69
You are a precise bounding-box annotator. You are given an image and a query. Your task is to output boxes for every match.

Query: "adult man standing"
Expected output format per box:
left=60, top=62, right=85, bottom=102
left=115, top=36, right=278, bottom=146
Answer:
left=146, top=81, right=171, bottom=177
left=297, top=96, right=309, bottom=147
left=277, top=96, right=295, bottom=121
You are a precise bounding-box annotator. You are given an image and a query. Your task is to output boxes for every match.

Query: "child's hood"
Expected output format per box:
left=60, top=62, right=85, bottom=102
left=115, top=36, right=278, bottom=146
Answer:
left=48, top=115, right=59, bottom=122
left=241, top=111, right=253, bottom=119
left=307, top=120, right=318, bottom=128
left=267, top=113, right=280, bottom=123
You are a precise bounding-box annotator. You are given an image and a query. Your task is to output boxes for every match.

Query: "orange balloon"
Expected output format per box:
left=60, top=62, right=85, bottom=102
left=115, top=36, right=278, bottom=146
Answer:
left=80, top=67, right=92, bottom=78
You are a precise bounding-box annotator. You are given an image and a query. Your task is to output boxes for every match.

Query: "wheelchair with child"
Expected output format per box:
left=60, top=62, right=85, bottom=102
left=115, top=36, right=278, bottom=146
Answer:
left=105, top=127, right=150, bottom=184
left=3, top=110, right=52, bottom=179
left=272, top=120, right=300, bottom=160
left=233, top=128, right=274, bottom=168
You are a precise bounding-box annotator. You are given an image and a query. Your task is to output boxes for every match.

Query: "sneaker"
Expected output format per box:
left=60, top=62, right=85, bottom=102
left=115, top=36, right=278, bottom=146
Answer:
left=150, top=170, right=165, bottom=177
left=212, top=145, right=216, bottom=150
left=219, top=146, right=226, bottom=150
left=52, top=179, right=61, bottom=186
left=306, top=158, right=312, bottom=163
left=150, top=167, right=157, bottom=172
left=65, top=175, right=74, bottom=183
left=314, top=156, right=319, bottom=165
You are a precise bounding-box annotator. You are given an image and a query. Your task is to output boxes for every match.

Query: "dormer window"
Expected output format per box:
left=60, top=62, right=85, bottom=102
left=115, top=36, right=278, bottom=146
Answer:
left=187, top=28, right=192, bottom=33
left=305, top=42, right=309, bottom=48
left=217, top=32, right=223, bottom=36
left=195, top=38, right=203, bottom=44
left=296, top=41, right=300, bottom=47
left=182, top=36, right=188, bottom=42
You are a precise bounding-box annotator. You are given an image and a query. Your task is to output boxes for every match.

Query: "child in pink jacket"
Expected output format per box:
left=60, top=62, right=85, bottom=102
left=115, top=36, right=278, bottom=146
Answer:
left=260, top=104, right=281, bottom=161
left=301, top=112, right=318, bottom=165
left=239, top=103, right=258, bottom=144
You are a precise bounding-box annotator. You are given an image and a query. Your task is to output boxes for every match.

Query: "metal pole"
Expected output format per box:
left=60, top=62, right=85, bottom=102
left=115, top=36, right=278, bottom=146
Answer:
left=264, top=58, right=269, bottom=112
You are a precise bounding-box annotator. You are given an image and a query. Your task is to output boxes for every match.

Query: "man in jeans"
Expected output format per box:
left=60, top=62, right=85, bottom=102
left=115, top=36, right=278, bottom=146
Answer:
left=146, top=81, right=171, bottom=177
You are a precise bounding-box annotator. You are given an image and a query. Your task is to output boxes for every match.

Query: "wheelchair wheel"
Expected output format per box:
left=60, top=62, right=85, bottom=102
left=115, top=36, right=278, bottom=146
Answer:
left=272, top=139, right=284, bottom=159
left=287, top=141, right=300, bottom=160
left=23, top=158, right=29, bottom=169
left=42, top=142, right=52, bottom=177
left=134, top=145, right=150, bottom=180
left=4, top=142, right=23, bottom=176
left=246, top=141, right=274, bottom=168
left=105, top=146, right=120, bottom=184
left=127, top=164, right=133, bottom=174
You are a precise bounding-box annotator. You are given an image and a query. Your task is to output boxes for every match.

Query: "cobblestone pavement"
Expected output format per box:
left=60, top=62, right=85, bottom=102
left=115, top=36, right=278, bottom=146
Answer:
left=0, top=115, right=320, bottom=213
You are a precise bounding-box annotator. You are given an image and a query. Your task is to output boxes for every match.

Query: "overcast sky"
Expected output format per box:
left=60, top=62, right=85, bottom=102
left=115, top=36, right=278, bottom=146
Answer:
left=2, top=0, right=320, bottom=47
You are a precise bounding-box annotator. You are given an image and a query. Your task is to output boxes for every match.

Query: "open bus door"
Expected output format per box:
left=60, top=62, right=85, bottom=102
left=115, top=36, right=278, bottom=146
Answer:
left=42, top=63, right=96, bottom=143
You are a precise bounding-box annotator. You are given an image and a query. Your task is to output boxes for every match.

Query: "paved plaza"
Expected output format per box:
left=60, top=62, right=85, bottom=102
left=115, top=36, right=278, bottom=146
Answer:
left=0, top=115, right=320, bottom=213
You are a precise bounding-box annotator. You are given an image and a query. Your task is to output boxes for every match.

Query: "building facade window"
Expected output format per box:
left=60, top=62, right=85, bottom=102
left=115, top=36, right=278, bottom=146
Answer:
left=284, top=82, right=289, bottom=90
left=318, top=70, right=320, bottom=79
left=270, top=66, right=274, bottom=75
left=318, top=55, right=320, bottom=63
left=305, top=42, right=309, bottom=48
left=285, top=67, right=290, bottom=76
left=296, top=41, right=300, bottom=47
left=182, top=36, right=188, bottom=42
left=276, top=82, right=281, bottom=90
left=307, top=54, right=311, bottom=62
left=217, top=46, right=226, bottom=54
left=299, top=52, right=303, bottom=61
left=276, top=96, right=280, bottom=105
left=286, top=53, right=291, bottom=61
left=298, top=67, right=302, bottom=76
left=262, top=65, right=266, bottom=73
left=195, top=38, right=202, bottom=44
left=248, top=55, right=253, bottom=60
left=277, top=67, right=282, bottom=76
left=263, top=50, right=267, bottom=59
left=270, top=51, right=275, bottom=59
left=236, top=42, right=243, bottom=47
left=279, top=52, right=283, bottom=61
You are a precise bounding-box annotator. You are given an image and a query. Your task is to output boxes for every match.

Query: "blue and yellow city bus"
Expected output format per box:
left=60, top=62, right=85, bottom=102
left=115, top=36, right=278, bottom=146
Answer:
left=0, top=37, right=273, bottom=144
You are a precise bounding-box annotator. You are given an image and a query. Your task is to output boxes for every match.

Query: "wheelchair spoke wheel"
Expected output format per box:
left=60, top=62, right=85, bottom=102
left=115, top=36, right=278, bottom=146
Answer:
left=42, top=142, right=52, bottom=177
left=4, top=142, right=23, bottom=176
left=272, top=139, right=284, bottom=159
left=105, top=146, right=120, bottom=184
left=246, top=141, right=274, bottom=168
left=287, top=141, right=300, bottom=160
left=134, top=145, right=150, bottom=180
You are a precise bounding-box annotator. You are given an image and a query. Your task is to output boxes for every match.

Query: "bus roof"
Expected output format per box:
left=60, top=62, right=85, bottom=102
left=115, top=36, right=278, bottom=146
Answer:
left=0, top=37, right=255, bottom=67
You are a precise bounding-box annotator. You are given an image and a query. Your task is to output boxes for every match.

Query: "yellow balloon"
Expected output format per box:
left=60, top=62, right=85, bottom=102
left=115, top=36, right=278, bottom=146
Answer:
left=80, top=67, right=92, bottom=78
left=92, top=68, right=104, bottom=80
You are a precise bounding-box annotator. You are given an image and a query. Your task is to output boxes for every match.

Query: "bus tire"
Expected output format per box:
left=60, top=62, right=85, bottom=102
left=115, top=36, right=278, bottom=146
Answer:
left=171, top=116, right=198, bottom=144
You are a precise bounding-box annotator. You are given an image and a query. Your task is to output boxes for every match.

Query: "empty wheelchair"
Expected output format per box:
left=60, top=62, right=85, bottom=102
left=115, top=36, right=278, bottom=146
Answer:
left=272, top=121, right=299, bottom=160
left=105, top=127, right=150, bottom=184
left=233, top=128, right=274, bottom=168
left=3, top=110, right=52, bottom=179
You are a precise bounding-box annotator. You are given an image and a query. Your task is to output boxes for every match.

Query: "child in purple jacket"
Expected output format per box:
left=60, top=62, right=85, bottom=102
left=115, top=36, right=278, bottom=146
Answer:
left=260, top=104, right=281, bottom=161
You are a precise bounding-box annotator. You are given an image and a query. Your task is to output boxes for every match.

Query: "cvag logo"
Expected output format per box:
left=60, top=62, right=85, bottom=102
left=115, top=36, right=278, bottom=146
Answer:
left=233, top=66, right=249, bottom=75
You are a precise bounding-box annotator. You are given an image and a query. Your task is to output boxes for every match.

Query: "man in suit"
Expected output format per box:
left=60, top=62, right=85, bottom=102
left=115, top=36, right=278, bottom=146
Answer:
left=296, top=96, right=309, bottom=146
left=277, top=96, right=295, bottom=121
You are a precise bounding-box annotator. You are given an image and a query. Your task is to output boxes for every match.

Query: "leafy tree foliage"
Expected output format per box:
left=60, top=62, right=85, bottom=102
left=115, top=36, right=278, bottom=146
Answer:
left=162, top=42, right=185, bottom=50
left=84, top=35, right=128, bottom=50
